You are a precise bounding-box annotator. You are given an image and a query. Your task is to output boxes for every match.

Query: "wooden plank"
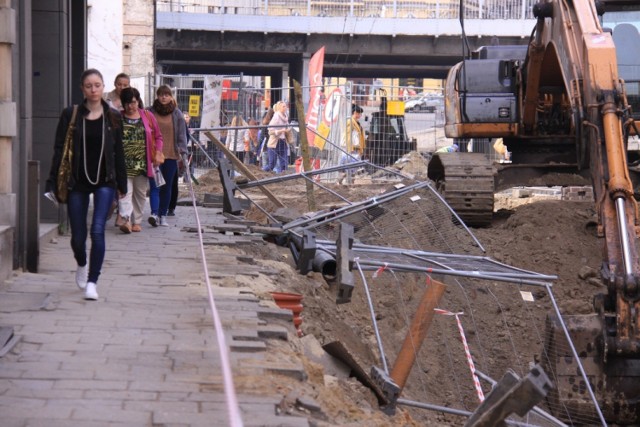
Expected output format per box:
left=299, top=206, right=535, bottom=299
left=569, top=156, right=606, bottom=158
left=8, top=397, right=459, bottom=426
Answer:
left=203, top=131, right=285, bottom=208
left=323, top=340, right=387, bottom=404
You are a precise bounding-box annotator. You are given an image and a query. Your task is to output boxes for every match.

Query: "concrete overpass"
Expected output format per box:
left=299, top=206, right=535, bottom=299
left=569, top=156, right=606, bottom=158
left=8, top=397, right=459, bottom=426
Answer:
left=155, top=2, right=536, bottom=84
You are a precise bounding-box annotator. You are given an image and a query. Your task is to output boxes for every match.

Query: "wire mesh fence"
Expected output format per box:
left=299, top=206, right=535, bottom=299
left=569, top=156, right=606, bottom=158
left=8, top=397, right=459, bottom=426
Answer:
left=224, top=161, right=605, bottom=425
left=145, top=74, right=447, bottom=183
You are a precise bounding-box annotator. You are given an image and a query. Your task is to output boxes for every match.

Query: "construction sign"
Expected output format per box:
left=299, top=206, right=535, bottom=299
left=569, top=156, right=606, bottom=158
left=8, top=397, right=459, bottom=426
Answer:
left=188, top=95, right=201, bottom=117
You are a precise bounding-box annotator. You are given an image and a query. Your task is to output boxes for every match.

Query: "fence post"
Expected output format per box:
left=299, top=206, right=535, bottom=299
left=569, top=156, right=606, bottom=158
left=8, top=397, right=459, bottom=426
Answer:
left=293, top=80, right=316, bottom=212
left=26, top=161, right=39, bottom=273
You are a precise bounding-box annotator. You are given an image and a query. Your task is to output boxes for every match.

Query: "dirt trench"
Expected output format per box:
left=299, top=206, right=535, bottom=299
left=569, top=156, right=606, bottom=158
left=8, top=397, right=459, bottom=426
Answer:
left=183, top=165, right=604, bottom=426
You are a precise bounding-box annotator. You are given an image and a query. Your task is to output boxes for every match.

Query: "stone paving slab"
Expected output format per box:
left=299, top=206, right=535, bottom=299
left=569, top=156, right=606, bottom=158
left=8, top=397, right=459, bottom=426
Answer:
left=0, top=205, right=308, bottom=426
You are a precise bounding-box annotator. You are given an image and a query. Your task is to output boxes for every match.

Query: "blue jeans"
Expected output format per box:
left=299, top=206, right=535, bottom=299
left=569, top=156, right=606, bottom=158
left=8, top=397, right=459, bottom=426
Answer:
left=148, top=175, right=159, bottom=215
left=275, top=140, right=289, bottom=172
left=264, top=147, right=277, bottom=171
left=159, top=159, right=178, bottom=217
left=67, top=186, right=116, bottom=284
left=263, top=140, right=288, bottom=173
left=264, top=140, right=289, bottom=172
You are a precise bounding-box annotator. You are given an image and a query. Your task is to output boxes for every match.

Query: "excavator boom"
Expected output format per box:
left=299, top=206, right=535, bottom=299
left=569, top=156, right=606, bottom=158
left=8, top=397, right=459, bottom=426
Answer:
left=434, top=0, right=640, bottom=423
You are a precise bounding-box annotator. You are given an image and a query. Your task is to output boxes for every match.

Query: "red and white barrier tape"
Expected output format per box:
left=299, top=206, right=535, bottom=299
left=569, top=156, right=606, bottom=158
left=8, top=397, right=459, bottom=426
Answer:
left=372, top=262, right=390, bottom=278
left=434, top=308, right=485, bottom=402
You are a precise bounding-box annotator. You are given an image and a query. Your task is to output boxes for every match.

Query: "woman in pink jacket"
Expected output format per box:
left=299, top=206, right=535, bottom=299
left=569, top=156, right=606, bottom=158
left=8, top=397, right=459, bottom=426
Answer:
left=117, top=87, right=163, bottom=233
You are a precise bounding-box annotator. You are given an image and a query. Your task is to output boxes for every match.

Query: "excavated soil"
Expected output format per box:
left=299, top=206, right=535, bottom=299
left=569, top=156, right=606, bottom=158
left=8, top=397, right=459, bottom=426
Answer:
left=182, top=159, right=605, bottom=426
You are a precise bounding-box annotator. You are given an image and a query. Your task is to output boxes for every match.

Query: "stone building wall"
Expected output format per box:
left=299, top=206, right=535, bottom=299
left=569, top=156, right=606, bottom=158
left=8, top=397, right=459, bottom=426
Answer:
left=123, top=0, right=154, bottom=79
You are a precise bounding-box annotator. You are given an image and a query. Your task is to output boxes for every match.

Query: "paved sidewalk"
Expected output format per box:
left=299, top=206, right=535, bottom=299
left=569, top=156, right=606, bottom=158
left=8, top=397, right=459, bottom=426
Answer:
left=0, top=205, right=308, bottom=427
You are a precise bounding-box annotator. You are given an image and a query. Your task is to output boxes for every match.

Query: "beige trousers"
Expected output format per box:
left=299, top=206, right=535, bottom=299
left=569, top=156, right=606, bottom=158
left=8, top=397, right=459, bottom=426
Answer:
left=118, top=175, right=149, bottom=225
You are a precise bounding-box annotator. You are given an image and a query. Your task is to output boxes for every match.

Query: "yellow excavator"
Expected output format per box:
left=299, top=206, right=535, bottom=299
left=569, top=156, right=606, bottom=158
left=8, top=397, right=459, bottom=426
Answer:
left=428, top=0, right=640, bottom=423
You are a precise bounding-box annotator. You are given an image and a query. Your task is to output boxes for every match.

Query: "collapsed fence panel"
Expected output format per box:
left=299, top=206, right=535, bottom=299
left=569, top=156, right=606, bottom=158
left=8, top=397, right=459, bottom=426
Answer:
left=224, top=164, right=605, bottom=425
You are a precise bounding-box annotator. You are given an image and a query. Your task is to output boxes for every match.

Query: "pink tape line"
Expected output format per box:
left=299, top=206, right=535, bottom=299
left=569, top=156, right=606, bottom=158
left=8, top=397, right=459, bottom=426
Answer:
left=435, top=308, right=485, bottom=402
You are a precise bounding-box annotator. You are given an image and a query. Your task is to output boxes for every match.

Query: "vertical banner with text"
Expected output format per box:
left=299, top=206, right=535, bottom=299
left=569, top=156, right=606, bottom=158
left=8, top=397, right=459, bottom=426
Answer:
left=304, top=47, right=325, bottom=147
left=201, top=75, right=224, bottom=144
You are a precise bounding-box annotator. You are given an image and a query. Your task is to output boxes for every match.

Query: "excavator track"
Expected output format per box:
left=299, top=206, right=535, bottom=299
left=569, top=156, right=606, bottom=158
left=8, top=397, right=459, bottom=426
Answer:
left=427, top=153, right=494, bottom=227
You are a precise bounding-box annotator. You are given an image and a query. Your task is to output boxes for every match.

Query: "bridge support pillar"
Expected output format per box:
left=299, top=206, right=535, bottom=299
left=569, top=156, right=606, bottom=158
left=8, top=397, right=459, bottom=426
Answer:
left=301, top=52, right=311, bottom=107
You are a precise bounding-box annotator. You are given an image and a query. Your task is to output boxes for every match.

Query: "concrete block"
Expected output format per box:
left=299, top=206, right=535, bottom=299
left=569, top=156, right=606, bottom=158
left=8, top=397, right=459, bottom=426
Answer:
left=256, top=306, right=293, bottom=321
left=512, top=188, right=531, bottom=198
left=229, top=339, right=266, bottom=352
left=239, top=359, right=307, bottom=382
left=244, top=414, right=310, bottom=427
left=257, top=325, right=289, bottom=340
left=296, top=396, right=322, bottom=413
left=562, top=186, right=594, bottom=201
left=529, top=186, right=562, bottom=196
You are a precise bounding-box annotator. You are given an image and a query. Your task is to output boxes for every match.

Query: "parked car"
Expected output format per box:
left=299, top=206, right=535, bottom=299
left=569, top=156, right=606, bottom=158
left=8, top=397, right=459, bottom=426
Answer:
left=422, top=95, right=444, bottom=112
left=403, top=95, right=426, bottom=112
left=404, top=94, right=444, bottom=113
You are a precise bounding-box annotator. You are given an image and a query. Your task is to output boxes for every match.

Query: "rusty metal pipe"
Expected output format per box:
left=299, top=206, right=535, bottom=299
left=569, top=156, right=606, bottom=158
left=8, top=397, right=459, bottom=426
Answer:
left=390, top=279, right=446, bottom=390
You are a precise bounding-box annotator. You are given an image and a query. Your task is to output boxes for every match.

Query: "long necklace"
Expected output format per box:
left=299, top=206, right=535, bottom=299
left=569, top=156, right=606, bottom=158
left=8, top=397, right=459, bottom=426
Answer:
left=83, top=115, right=105, bottom=185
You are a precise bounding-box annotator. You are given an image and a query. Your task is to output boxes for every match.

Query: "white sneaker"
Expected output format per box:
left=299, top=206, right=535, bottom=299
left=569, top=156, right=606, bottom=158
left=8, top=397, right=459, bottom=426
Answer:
left=84, top=282, right=98, bottom=300
left=148, top=214, right=158, bottom=227
left=159, top=216, right=169, bottom=227
left=75, top=265, right=88, bottom=289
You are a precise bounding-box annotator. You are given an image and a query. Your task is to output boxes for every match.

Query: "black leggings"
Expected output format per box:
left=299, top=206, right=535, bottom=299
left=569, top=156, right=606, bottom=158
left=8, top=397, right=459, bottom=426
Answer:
left=169, top=172, right=178, bottom=211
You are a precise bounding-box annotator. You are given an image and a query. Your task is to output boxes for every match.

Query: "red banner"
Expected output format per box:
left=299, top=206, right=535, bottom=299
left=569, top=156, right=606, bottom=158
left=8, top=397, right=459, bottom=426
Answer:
left=305, top=47, right=325, bottom=147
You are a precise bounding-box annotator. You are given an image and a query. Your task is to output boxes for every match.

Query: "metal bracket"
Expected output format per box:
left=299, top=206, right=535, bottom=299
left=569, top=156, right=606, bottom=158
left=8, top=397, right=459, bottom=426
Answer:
left=296, top=230, right=317, bottom=275
left=371, top=365, right=401, bottom=414
left=335, top=222, right=355, bottom=304
left=464, top=364, right=553, bottom=427
left=217, top=158, right=243, bottom=215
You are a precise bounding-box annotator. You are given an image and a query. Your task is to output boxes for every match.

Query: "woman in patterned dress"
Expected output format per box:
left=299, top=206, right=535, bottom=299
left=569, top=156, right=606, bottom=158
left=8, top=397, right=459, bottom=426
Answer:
left=117, top=87, right=163, bottom=233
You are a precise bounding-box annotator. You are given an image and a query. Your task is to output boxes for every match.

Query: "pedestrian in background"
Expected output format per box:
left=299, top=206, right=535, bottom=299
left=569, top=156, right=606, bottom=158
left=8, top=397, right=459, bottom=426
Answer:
left=338, top=103, right=365, bottom=185
left=148, top=85, right=188, bottom=227
left=244, top=118, right=259, bottom=165
left=226, top=115, right=247, bottom=163
left=257, top=108, right=274, bottom=168
left=265, top=101, right=290, bottom=173
left=46, top=68, right=127, bottom=301
left=117, top=87, right=163, bottom=233
left=168, top=112, right=192, bottom=217
left=105, top=72, right=130, bottom=110
left=105, top=72, right=130, bottom=227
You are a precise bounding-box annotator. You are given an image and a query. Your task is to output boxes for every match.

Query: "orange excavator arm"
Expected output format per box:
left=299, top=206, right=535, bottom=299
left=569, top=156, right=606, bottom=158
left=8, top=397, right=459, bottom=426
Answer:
left=441, top=1, right=640, bottom=421
left=522, top=1, right=640, bottom=357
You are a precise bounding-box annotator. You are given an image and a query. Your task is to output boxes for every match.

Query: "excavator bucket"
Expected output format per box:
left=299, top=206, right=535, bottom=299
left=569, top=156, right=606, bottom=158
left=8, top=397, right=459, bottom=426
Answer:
left=543, top=313, right=640, bottom=424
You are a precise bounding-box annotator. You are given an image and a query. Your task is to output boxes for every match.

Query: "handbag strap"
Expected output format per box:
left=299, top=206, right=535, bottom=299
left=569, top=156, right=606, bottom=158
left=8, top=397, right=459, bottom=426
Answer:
left=61, top=105, right=78, bottom=158
left=67, top=105, right=78, bottom=138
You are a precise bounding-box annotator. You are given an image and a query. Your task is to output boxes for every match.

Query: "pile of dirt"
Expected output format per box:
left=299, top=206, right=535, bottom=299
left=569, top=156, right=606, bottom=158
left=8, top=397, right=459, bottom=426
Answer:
left=189, top=159, right=606, bottom=425
left=388, top=151, right=431, bottom=179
